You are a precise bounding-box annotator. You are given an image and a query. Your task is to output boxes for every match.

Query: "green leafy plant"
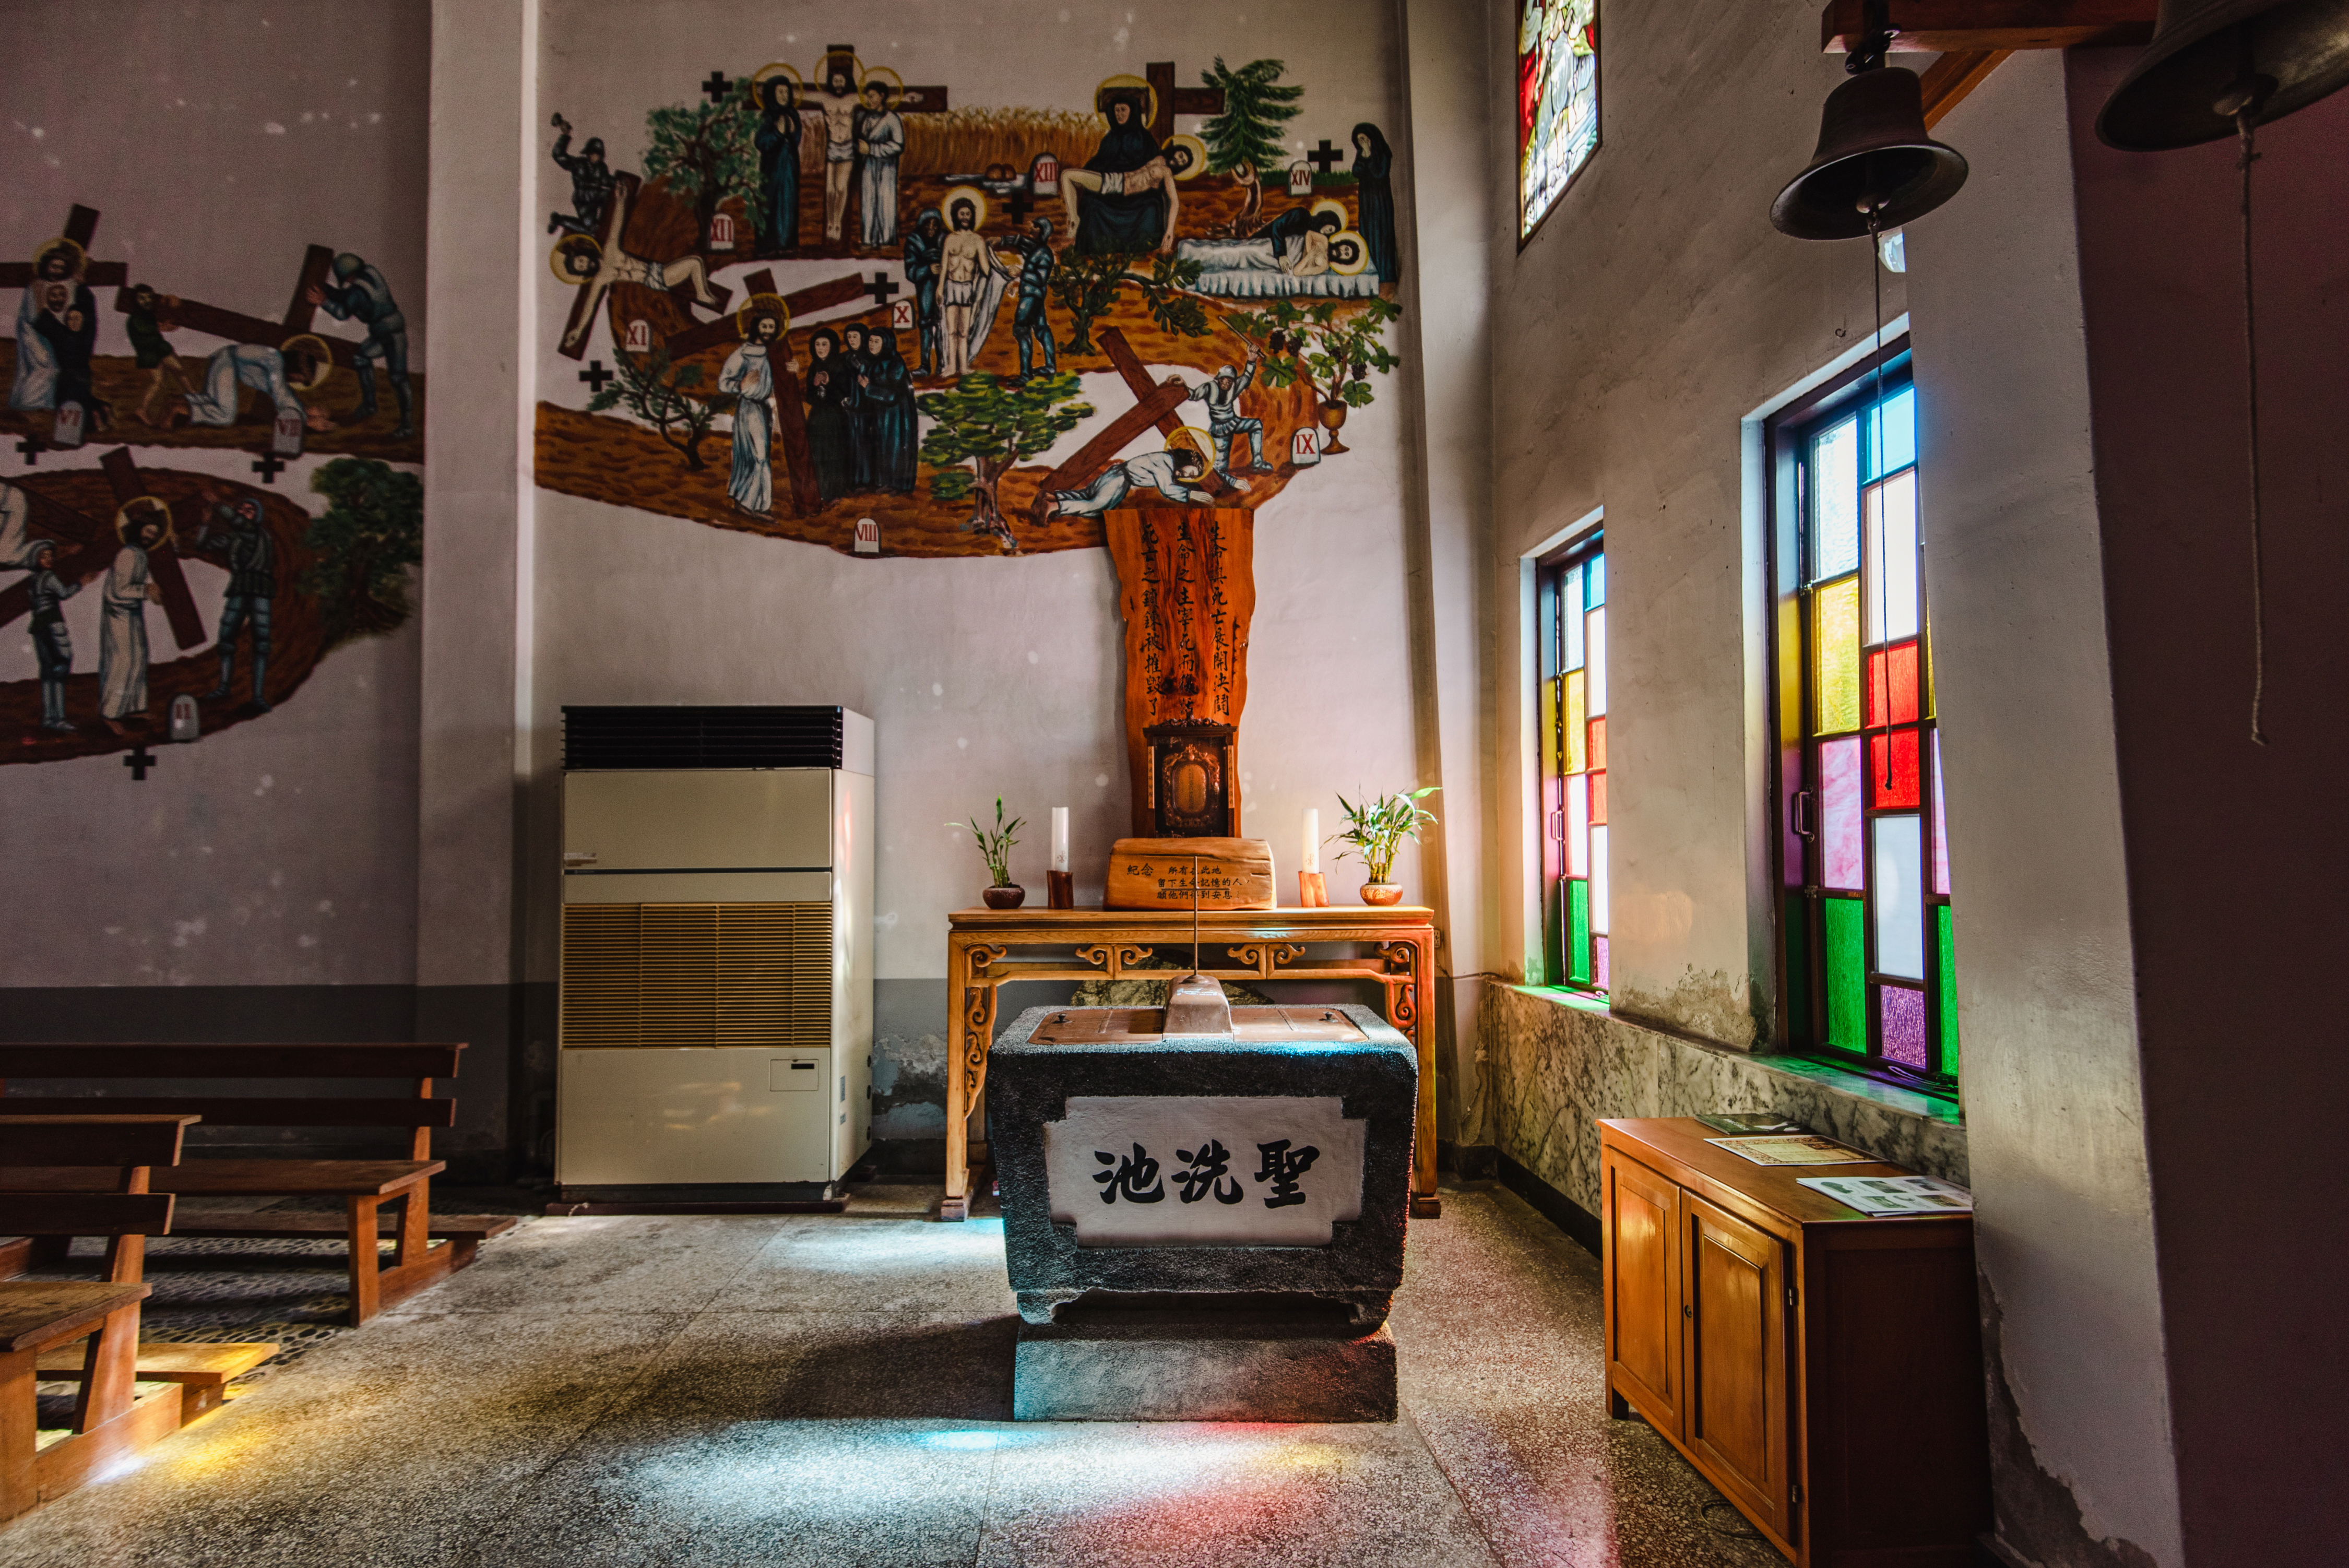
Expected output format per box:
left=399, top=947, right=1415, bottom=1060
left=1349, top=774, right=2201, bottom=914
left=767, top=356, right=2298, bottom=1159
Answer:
left=299, top=458, right=423, bottom=643
left=1226, top=297, right=1404, bottom=413
left=1199, top=58, right=1303, bottom=177
left=589, top=346, right=717, bottom=470
left=1328, top=786, right=1439, bottom=885
left=918, top=372, right=1093, bottom=550
left=951, top=798, right=1025, bottom=887
left=645, top=77, right=760, bottom=241
left=1048, top=252, right=1211, bottom=358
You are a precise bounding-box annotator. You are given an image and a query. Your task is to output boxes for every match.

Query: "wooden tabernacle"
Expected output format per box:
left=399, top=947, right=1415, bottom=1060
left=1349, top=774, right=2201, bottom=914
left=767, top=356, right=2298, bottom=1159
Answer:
left=943, top=904, right=1439, bottom=1222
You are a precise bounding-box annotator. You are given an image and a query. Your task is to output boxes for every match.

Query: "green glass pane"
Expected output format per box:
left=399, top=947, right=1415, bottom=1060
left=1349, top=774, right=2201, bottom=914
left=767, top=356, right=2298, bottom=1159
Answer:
left=1569, top=878, right=1592, bottom=987
left=1824, top=896, right=1866, bottom=1054
left=1814, top=575, right=1861, bottom=734
left=1784, top=891, right=1812, bottom=1048
left=1565, top=671, right=1587, bottom=773
left=1544, top=877, right=1564, bottom=986
left=1937, top=904, right=1960, bottom=1076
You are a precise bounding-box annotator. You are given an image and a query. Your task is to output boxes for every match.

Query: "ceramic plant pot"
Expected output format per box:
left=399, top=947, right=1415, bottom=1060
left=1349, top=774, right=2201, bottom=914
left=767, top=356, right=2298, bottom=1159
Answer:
left=983, top=884, right=1027, bottom=909
left=1360, top=882, right=1402, bottom=907
left=1316, top=400, right=1350, bottom=454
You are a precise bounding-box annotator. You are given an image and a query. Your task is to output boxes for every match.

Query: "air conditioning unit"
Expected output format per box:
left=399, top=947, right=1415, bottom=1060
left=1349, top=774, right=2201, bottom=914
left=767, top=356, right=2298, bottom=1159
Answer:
left=555, top=706, right=873, bottom=1192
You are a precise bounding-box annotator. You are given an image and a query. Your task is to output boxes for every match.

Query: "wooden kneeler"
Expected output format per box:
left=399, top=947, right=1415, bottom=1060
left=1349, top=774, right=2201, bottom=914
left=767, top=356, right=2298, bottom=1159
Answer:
left=0, top=1115, right=277, bottom=1520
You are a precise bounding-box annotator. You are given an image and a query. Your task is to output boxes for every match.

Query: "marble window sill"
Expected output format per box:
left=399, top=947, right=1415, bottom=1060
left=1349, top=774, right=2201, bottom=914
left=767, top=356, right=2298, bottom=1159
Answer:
left=1508, top=983, right=1964, bottom=1129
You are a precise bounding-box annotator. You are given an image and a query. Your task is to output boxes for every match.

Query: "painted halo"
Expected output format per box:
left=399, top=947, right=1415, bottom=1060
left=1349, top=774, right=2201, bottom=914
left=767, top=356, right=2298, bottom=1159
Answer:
left=1164, top=426, right=1213, bottom=465
left=31, top=236, right=87, bottom=281
left=114, top=495, right=171, bottom=543
left=1328, top=231, right=1371, bottom=276
left=751, top=61, right=803, bottom=109
left=1165, top=134, right=1209, bottom=181
left=1310, top=197, right=1351, bottom=227
left=281, top=334, right=336, bottom=390
left=1094, top=74, right=1158, bottom=128
left=734, top=291, right=791, bottom=342
left=550, top=234, right=602, bottom=283
left=815, top=52, right=863, bottom=93
left=859, top=65, right=904, bottom=102
left=940, top=184, right=989, bottom=231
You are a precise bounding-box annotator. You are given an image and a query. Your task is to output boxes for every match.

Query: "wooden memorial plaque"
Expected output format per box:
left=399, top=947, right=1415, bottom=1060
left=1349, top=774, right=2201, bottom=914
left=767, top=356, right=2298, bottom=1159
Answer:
left=1105, top=837, right=1276, bottom=911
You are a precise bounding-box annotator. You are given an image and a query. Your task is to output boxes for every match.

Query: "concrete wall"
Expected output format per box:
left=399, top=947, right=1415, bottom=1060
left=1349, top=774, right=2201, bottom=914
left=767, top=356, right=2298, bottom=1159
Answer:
left=2061, top=51, right=2349, bottom=1568
left=1, top=1, right=430, bottom=989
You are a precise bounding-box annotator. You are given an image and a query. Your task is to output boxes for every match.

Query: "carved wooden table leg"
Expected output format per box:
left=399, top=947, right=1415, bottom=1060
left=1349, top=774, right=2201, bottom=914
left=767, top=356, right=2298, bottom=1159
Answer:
left=943, top=936, right=971, bottom=1221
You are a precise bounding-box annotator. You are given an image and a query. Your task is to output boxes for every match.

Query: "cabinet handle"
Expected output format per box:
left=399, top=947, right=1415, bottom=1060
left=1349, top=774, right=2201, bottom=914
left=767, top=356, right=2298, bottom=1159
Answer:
left=1682, top=1303, right=1693, bottom=1319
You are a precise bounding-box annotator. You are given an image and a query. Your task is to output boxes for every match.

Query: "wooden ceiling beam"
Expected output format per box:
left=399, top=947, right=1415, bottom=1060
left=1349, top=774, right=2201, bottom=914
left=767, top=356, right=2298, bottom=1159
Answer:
left=1821, top=1, right=2154, bottom=54
left=1920, top=48, right=2014, bottom=125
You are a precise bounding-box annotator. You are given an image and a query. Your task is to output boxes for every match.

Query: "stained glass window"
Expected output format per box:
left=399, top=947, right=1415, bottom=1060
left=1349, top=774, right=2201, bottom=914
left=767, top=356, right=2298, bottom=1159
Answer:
left=1518, top=0, right=1600, bottom=240
left=1772, top=350, right=1960, bottom=1088
left=1539, top=535, right=1609, bottom=994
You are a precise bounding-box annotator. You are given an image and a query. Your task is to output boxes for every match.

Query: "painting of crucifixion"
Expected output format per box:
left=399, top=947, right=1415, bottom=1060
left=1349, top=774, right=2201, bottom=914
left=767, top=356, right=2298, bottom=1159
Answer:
left=532, top=44, right=1407, bottom=560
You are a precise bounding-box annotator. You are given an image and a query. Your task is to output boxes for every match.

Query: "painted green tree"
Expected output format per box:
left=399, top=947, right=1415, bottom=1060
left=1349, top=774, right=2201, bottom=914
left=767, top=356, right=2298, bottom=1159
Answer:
left=1225, top=297, right=1405, bottom=412
left=1048, top=252, right=1211, bottom=357
left=299, top=458, right=424, bottom=643
left=645, top=77, right=761, bottom=241
left=918, top=372, right=1093, bottom=550
left=588, top=346, right=718, bottom=471
left=1198, top=58, right=1304, bottom=176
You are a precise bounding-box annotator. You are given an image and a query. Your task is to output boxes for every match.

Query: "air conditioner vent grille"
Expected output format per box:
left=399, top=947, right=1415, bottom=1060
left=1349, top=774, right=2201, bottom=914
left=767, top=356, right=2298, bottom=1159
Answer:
left=560, top=902, right=834, bottom=1049
left=562, top=706, right=846, bottom=770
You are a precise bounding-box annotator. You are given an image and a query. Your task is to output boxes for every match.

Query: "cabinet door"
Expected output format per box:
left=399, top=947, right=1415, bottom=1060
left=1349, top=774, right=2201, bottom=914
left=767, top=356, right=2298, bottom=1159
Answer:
left=1683, top=1193, right=1793, bottom=1542
left=1603, top=1151, right=1682, bottom=1434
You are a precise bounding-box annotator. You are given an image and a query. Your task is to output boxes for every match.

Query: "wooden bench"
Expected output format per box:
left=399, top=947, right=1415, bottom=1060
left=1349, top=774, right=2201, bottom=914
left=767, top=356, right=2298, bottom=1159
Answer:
left=0, top=1044, right=513, bottom=1324
left=0, top=1114, right=264, bottom=1521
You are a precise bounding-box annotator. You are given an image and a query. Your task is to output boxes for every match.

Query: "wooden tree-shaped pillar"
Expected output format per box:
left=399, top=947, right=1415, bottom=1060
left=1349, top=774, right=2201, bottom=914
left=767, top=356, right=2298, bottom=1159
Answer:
left=1105, top=507, right=1255, bottom=839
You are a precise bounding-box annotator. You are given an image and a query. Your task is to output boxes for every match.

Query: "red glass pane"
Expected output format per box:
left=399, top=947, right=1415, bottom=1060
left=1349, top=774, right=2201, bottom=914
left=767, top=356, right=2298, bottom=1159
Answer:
left=1588, top=715, right=1607, bottom=772
left=1869, top=727, right=1921, bottom=809
left=1591, top=769, right=1608, bottom=825
left=1865, top=639, right=1920, bottom=728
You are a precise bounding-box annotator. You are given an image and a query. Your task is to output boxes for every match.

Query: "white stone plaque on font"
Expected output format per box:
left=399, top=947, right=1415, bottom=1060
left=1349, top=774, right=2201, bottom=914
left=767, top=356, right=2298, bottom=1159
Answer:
left=1042, top=1095, right=1366, bottom=1248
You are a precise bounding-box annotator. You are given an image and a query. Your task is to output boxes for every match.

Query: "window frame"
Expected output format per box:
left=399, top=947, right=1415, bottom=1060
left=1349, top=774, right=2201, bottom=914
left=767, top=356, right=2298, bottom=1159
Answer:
left=1765, top=336, right=1958, bottom=1097
left=1535, top=527, right=1607, bottom=993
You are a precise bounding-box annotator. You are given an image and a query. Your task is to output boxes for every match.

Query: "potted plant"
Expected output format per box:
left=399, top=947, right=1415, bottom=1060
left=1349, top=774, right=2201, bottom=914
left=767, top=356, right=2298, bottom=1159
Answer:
left=1329, top=786, right=1439, bottom=906
left=953, top=797, right=1027, bottom=908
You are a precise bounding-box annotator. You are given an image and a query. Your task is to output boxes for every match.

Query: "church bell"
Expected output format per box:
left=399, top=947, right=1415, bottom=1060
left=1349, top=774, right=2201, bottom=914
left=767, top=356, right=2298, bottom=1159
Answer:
left=1771, top=66, right=1969, bottom=240
left=2097, top=0, right=2349, bottom=150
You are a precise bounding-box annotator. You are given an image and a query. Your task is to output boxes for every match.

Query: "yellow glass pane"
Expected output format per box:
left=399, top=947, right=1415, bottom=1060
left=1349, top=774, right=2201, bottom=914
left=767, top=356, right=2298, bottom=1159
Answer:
left=1814, top=575, right=1861, bottom=734
left=1541, top=676, right=1560, bottom=774
left=1565, top=671, right=1587, bottom=774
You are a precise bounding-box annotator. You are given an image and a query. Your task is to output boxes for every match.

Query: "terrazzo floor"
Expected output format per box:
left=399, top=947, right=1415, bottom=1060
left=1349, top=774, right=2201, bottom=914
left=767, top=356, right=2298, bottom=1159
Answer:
left=1, top=1182, right=1785, bottom=1567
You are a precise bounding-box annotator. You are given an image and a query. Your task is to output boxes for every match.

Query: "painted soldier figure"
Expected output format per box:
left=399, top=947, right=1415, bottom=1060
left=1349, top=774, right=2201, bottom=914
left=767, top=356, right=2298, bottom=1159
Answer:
left=1007, top=218, right=1058, bottom=381
left=25, top=539, right=78, bottom=735
left=1186, top=352, right=1271, bottom=480
left=196, top=486, right=276, bottom=711
left=902, top=209, right=945, bottom=377
left=549, top=114, right=614, bottom=237
left=307, top=252, right=413, bottom=439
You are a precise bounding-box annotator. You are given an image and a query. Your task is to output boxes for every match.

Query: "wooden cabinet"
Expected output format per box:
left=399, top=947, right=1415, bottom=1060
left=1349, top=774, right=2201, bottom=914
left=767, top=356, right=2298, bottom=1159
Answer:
left=1600, top=1119, right=1989, bottom=1567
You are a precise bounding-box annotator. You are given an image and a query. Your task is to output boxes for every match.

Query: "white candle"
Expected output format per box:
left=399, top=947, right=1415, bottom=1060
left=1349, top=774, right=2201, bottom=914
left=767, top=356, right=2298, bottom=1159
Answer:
left=1051, top=806, right=1070, bottom=872
left=1301, top=807, right=1320, bottom=874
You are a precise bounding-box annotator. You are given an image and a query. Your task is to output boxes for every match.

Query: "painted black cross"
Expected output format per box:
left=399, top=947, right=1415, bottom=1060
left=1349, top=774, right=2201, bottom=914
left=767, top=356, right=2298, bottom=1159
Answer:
left=1005, top=185, right=1034, bottom=227
left=702, top=70, right=732, bottom=104
left=15, top=435, right=40, bottom=466
left=122, top=744, right=157, bottom=781
left=580, top=359, right=614, bottom=393
left=862, top=272, right=900, bottom=308
left=251, top=452, right=287, bottom=484
left=1306, top=139, right=1344, bottom=174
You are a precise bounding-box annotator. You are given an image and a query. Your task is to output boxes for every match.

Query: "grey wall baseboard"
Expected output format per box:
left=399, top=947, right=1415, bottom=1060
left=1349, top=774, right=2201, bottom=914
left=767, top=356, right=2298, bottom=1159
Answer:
left=1497, top=1150, right=1601, bottom=1258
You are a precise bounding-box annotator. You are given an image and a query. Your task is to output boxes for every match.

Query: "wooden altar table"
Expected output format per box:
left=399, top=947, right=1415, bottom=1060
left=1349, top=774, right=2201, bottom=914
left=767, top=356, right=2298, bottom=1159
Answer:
left=942, top=905, right=1440, bottom=1221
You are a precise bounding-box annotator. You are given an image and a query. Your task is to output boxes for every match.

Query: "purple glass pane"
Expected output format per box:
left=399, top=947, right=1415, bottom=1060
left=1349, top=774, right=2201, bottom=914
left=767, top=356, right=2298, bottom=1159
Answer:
left=1880, top=986, right=1928, bottom=1069
left=1593, top=934, right=1610, bottom=993
left=1821, top=737, right=1863, bottom=890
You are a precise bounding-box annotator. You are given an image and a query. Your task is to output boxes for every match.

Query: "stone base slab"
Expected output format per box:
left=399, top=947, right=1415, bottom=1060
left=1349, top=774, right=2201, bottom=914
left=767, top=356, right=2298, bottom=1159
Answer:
left=1014, top=1318, right=1398, bottom=1422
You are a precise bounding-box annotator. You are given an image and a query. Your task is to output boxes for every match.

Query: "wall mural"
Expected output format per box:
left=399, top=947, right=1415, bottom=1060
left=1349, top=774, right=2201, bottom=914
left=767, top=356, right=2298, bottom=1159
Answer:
left=1, top=206, right=423, bottom=768
left=536, top=49, right=1403, bottom=558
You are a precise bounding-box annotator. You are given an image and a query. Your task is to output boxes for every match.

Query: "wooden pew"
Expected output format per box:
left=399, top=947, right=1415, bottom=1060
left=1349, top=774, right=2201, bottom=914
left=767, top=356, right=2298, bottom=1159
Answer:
left=0, top=1115, right=208, bottom=1521
left=0, top=1045, right=514, bottom=1324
